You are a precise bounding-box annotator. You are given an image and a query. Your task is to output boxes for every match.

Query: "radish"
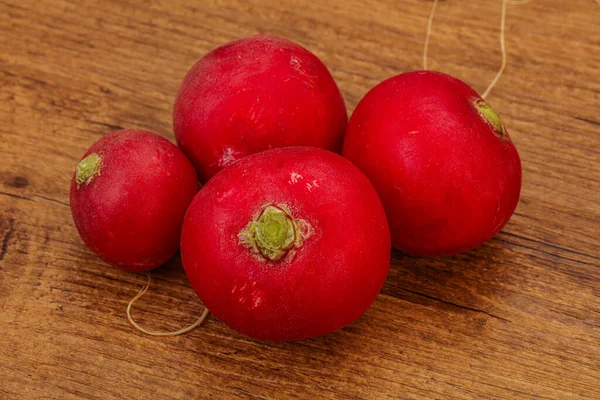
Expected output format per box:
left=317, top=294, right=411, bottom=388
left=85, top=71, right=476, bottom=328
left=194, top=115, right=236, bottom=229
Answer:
left=173, top=34, right=348, bottom=183
left=181, top=147, right=390, bottom=341
left=70, top=130, right=198, bottom=272
left=342, top=71, right=522, bottom=257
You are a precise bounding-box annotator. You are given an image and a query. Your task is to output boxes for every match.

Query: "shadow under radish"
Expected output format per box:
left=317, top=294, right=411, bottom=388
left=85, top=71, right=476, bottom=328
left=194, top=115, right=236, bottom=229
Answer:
left=382, top=236, right=517, bottom=324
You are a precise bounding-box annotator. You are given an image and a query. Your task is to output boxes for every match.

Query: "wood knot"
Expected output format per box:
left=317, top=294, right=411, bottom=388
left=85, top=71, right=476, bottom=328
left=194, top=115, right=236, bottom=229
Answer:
left=11, top=176, right=29, bottom=189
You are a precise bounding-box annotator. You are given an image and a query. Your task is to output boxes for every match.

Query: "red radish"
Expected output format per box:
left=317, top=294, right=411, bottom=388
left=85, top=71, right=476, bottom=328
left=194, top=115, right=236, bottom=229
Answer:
left=343, top=71, right=522, bottom=257
left=181, top=147, right=390, bottom=341
left=70, top=130, right=198, bottom=272
left=173, top=34, right=348, bottom=183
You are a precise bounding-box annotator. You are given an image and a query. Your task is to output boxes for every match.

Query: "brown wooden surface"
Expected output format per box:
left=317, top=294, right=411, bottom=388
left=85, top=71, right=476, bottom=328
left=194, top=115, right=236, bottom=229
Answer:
left=1, top=0, right=599, bottom=398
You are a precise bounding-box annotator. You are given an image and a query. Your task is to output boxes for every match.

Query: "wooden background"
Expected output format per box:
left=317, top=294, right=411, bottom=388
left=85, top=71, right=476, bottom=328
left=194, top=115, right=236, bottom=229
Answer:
left=1, top=0, right=599, bottom=398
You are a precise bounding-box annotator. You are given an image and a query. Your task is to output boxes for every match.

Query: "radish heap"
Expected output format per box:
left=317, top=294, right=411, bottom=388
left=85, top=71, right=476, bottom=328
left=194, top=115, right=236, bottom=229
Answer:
left=343, top=71, right=522, bottom=257
left=69, top=34, right=525, bottom=341
left=181, top=147, right=390, bottom=341
left=173, top=34, right=348, bottom=182
left=70, top=130, right=198, bottom=272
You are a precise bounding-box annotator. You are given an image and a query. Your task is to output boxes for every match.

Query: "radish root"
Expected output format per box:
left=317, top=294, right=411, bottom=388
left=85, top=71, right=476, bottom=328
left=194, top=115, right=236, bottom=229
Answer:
left=422, top=0, right=438, bottom=71
left=127, top=272, right=209, bottom=336
left=481, top=0, right=508, bottom=99
left=423, top=0, right=530, bottom=98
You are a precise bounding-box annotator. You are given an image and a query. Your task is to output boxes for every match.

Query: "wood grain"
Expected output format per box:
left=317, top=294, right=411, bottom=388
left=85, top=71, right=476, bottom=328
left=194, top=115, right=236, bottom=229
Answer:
left=1, top=0, right=599, bottom=398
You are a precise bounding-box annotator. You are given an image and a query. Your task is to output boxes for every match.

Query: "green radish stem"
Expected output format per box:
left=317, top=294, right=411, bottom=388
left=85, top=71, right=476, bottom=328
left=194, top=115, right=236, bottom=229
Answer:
left=473, top=99, right=505, bottom=138
left=239, top=204, right=313, bottom=262
left=76, top=153, right=102, bottom=185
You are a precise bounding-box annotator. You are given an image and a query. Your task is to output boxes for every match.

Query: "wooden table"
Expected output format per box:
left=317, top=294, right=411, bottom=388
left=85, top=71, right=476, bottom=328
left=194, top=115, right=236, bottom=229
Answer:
left=1, top=0, right=599, bottom=398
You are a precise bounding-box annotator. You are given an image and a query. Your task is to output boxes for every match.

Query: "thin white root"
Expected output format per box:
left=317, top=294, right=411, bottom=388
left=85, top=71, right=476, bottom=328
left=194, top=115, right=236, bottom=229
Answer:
left=423, top=0, right=439, bottom=70
left=482, top=0, right=508, bottom=99
left=423, top=0, right=529, bottom=98
left=127, top=272, right=209, bottom=336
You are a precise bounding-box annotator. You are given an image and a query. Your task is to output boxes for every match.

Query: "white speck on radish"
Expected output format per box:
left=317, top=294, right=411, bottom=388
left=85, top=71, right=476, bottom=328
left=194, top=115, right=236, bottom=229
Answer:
left=289, top=172, right=303, bottom=184
left=306, top=180, right=319, bottom=191
left=218, top=147, right=237, bottom=167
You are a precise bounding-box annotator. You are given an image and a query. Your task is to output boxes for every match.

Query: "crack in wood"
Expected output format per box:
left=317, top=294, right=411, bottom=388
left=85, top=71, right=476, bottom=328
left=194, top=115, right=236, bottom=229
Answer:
left=0, top=191, right=69, bottom=208
left=500, top=231, right=599, bottom=261
left=575, top=116, right=600, bottom=127
left=1, top=217, right=15, bottom=262
left=87, top=120, right=124, bottom=131
left=0, top=191, right=34, bottom=203
left=32, top=194, right=69, bottom=207
left=494, top=237, right=593, bottom=266
left=390, top=286, right=511, bottom=322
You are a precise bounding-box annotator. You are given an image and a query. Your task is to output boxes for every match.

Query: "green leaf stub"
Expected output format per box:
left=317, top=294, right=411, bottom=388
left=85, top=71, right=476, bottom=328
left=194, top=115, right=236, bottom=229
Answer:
left=238, top=204, right=313, bottom=263
left=76, top=153, right=102, bottom=186
left=473, top=99, right=506, bottom=139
